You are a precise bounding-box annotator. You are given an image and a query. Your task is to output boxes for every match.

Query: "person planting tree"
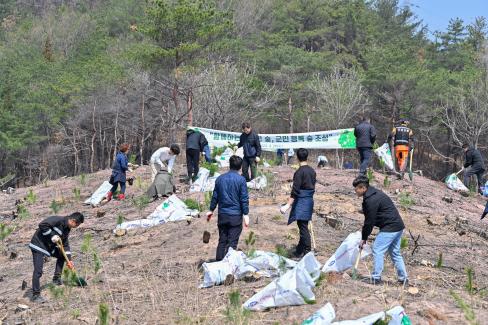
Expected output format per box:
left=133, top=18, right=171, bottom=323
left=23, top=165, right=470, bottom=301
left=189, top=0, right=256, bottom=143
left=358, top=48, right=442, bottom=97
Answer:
left=29, top=212, right=84, bottom=303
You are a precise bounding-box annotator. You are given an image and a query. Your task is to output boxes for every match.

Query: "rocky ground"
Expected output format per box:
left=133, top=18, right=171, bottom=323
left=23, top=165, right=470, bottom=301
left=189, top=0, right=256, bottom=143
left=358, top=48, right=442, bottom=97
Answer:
left=1, top=164, right=488, bottom=324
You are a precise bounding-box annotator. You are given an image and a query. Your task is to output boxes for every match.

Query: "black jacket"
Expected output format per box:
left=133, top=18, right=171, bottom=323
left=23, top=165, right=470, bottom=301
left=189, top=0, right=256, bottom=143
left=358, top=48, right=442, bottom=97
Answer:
left=29, top=216, right=72, bottom=259
left=291, top=165, right=316, bottom=198
left=186, top=130, right=208, bottom=151
left=464, top=147, right=485, bottom=170
left=354, top=121, right=376, bottom=149
left=238, top=130, right=261, bottom=158
left=361, top=187, right=405, bottom=240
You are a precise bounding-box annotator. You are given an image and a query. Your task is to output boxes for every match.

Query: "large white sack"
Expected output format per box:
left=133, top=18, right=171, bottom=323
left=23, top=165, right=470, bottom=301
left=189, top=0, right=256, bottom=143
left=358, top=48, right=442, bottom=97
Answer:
left=302, top=303, right=336, bottom=325
left=200, top=249, right=297, bottom=288
left=203, top=173, right=220, bottom=192
left=200, top=248, right=246, bottom=288
left=322, top=231, right=371, bottom=273
left=190, top=168, right=210, bottom=192
left=332, top=306, right=410, bottom=325
left=374, top=143, right=394, bottom=171
left=114, top=195, right=197, bottom=232
left=243, top=252, right=321, bottom=311
left=247, top=175, right=267, bottom=190
left=445, top=173, right=469, bottom=192
left=84, top=181, right=112, bottom=206
left=216, top=147, right=244, bottom=168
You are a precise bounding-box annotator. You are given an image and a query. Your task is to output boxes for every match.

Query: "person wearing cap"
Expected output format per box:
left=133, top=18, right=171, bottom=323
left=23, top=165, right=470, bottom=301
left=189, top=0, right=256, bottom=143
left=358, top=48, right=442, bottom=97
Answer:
left=29, top=212, right=85, bottom=303
left=388, top=119, right=414, bottom=179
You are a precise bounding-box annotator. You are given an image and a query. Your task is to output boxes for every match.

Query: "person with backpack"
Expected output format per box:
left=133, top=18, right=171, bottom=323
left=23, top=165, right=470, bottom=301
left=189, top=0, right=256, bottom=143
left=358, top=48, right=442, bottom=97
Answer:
left=388, top=119, right=414, bottom=179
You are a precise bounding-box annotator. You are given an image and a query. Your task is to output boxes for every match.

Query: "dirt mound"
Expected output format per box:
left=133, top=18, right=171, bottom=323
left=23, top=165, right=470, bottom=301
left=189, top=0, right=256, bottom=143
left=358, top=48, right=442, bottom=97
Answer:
left=1, top=166, right=488, bottom=324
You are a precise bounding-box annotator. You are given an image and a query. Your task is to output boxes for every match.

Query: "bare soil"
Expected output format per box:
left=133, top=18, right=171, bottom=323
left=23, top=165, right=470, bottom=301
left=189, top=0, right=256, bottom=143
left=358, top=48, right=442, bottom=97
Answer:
left=1, top=165, right=488, bottom=324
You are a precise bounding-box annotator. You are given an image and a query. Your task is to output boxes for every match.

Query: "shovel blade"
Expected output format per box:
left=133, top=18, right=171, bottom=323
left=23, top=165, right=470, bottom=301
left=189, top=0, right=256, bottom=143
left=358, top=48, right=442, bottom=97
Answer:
left=203, top=231, right=211, bottom=244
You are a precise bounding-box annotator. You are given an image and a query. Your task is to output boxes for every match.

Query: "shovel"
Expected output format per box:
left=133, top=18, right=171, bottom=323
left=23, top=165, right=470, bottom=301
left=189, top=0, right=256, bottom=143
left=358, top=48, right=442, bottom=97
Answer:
left=309, top=220, right=316, bottom=252
left=203, top=211, right=212, bottom=244
left=352, top=247, right=362, bottom=280
left=56, top=240, right=87, bottom=287
left=408, top=149, right=414, bottom=181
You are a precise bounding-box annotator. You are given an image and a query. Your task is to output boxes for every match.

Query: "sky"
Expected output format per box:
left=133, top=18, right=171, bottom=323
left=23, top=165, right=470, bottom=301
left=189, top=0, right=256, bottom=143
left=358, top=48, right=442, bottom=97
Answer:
left=401, top=0, right=487, bottom=36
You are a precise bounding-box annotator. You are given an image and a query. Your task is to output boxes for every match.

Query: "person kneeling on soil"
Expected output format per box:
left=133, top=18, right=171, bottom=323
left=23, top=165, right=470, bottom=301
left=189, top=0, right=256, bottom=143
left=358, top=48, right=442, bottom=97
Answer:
left=353, top=176, right=408, bottom=285
left=280, top=148, right=316, bottom=258
left=29, top=212, right=85, bottom=303
left=206, top=155, right=250, bottom=261
left=146, top=168, right=175, bottom=201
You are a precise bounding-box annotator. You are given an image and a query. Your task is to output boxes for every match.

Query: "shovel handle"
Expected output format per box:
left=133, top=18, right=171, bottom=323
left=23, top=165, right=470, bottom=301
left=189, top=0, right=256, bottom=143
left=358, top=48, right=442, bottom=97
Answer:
left=354, top=248, right=362, bottom=270
left=56, top=240, right=74, bottom=272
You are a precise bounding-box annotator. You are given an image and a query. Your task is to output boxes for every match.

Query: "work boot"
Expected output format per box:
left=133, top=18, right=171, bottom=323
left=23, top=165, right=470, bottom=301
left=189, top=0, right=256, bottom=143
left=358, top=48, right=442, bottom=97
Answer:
left=118, top=194, right=125, bottom=200
left=31, top=294, right=46, bottom=304
left=362, top=277, right=383, bottom=286
left=398, top=278, right=409, bottom=288
left=106, top=191, right=113, bottom=202
left=52, top=277, right=63, bottom=286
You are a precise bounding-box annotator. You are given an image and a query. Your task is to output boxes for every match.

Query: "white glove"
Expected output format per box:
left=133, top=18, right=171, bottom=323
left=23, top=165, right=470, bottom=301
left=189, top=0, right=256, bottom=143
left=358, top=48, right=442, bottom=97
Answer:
left=255, top=157, right=261, bottom=163
left=51, top=235, right=61, bottom=243
left=243, top=215, right=250, bottom=228
left=280, top=204, right=290, bottom=214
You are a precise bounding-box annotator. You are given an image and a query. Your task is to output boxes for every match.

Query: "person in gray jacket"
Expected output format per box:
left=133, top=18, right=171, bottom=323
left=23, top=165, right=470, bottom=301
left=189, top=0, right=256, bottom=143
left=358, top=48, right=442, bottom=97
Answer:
left=354, top=116, right=376, bottom=175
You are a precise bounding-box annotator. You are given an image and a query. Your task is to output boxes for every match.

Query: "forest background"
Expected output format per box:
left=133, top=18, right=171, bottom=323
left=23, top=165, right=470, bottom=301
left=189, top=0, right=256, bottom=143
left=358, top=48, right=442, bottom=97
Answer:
left=0, top=0, right=487, bottom=185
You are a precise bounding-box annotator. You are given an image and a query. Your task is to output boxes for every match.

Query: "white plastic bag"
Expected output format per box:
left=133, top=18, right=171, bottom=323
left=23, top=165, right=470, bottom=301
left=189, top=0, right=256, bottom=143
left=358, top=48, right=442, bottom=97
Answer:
left=83, top=181, right=112, bottom=206
left=445, top=173, right=469, bottom=192
left=374, top=143, right=394, bottom=171
left=302, top=303, right=336, bottom=325
left=114, top=195, right=198, bottom=232
left=243, top=252, right=321, bottom=311
left=247, top=175, right=267, bottom=190
left=322, top=231, right=371, bottom=273
left=200, top=249, right=297, bottom=288
left=216, top=147, right=244, bottom=168
left=332, top=306, right=410, bottom=325
left=190, top=168, right=210, bottom=192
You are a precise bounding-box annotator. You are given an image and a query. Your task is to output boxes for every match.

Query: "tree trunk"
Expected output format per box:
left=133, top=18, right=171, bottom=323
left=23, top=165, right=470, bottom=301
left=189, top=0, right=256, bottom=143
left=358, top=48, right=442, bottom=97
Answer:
left=90, top=101, right=97, bottom=173
left=187, top=89, right=193, bottom=126
left=288, top=96, right=294, bottom=133
left=140, top=94, right=145, bottom=165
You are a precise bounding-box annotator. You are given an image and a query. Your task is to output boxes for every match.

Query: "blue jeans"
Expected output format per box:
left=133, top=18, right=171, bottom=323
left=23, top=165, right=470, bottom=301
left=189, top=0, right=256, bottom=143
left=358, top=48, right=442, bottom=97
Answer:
left=203, top=145, right=211, bottom=163
left=110, top=181, right=126, bottom=194
left=372, top=230, right=407, bottom=281
left=358, top=147, right=373, bottom=174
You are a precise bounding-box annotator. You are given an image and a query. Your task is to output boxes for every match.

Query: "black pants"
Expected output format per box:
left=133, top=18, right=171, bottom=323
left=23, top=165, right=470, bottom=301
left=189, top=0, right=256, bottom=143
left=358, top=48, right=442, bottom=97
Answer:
left=358, top=147, right=373, bottom=174
left=186, top=149, right=200, bottom=179
left=464, top=166, right=485, bottom=190
left=32, top=250, right=64, bottom=295
left=216, top=223, right=243, bottom=261
left=242, top=157, right=257, bottom=182
left=297, top=220, right=311, bottom=255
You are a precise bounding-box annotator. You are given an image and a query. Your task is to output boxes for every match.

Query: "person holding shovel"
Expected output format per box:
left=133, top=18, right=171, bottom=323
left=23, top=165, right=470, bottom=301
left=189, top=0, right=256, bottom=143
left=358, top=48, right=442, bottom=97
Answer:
left=207, top=155, right=250, bottom=261
left=280, top=148, right=316, bottom=258
left=29, top=212, right=84, bottom=303
left=238, top=122, right=261, bottom=182
left=353, top=176, right=407, bottom=286
left=462, top=143, right=485, bottom=193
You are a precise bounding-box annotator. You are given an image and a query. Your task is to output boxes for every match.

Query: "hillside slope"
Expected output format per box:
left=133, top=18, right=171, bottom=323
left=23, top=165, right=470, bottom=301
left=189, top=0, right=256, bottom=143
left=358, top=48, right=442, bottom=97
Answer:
left=1, top=165, right=488, bottom=324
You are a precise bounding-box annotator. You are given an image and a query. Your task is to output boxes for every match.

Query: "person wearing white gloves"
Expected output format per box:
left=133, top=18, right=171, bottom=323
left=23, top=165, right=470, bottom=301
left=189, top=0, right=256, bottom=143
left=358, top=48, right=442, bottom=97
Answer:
left=29, top=212, right=84, bottom=303
left=207, top=155, right=250, bottom=261
left=280, top=148, right=316, bottom=258
left=149, top=144, right=181, bottom=182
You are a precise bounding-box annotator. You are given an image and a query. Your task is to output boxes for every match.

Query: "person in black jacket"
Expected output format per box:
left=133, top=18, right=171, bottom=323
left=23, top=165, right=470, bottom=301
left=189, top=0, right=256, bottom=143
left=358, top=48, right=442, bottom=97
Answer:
left=462, top=144, right=486, bottom=192
left=354, top=116, right=377, bottom=175
left=280, top=148, right=316, bottom=258
left=29, top=212, right=84, bottom=303
left=353, top=176, right=407, bottom=285
left=186, top=128, right=208, bottom=182
left=238, top=122, right=261, bottom=182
